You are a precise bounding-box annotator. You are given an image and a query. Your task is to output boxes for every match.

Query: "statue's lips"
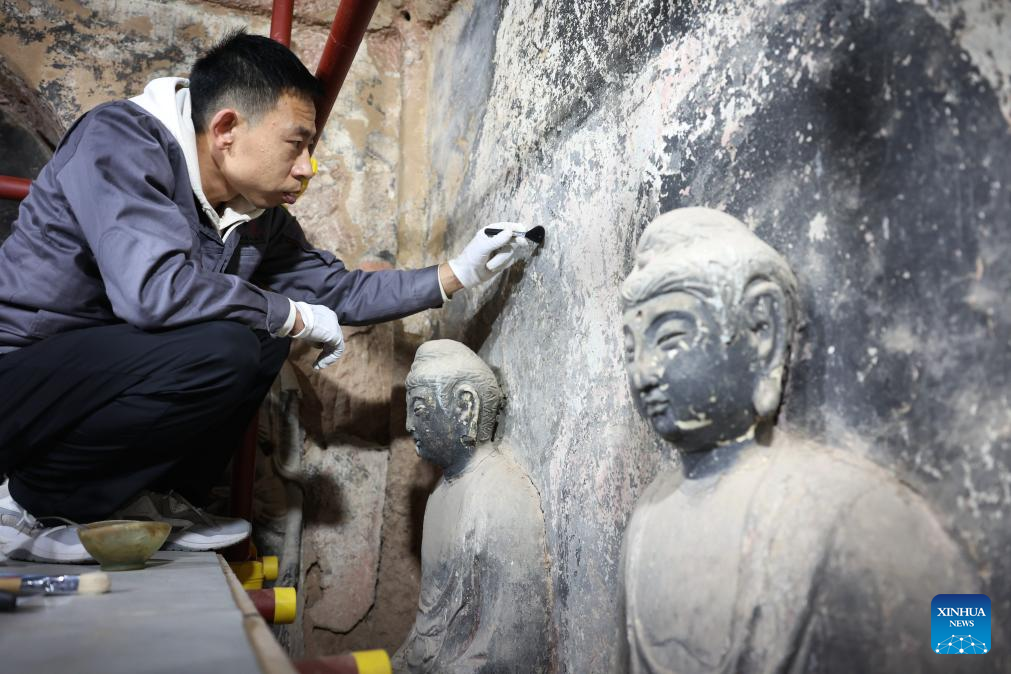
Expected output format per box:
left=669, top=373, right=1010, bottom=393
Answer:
left=640, top=390, right=669, bottom=417
left=645, top=401, right=669, bottom=417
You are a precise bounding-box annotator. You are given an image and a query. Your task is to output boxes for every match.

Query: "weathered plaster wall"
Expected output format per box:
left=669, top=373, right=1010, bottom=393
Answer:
left=425, top=0, right=1011, bottom=670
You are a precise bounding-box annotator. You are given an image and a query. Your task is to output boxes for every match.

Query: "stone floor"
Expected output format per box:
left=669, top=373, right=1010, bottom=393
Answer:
left=0, top=551, right=263, bottom=674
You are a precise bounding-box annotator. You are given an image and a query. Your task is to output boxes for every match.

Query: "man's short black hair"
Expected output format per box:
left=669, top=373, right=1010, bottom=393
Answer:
left=189, top=30, right=323, bottom=133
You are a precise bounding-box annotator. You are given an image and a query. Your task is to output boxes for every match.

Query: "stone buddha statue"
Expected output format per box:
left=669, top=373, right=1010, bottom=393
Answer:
left=620, top=208, right=980, bottom=674
left=394, top=340, right=552, bottom=673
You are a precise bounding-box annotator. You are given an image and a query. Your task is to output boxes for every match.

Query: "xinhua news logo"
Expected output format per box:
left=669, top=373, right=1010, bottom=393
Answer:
left=932, top=594, right=991, bottom=655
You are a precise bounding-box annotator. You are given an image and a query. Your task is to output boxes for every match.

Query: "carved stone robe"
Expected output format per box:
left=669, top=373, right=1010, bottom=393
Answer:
left=396, top=445, right=552, bottom=673
left=623, top=437, right=980, bottom=674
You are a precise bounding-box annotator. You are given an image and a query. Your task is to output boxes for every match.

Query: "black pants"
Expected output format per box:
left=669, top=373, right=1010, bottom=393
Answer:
left=0, top=321, right=289, bottom=522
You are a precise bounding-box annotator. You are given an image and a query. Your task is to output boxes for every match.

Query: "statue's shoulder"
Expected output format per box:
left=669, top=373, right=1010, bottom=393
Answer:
left=767, top=434, right=898, bottom=496
left=465, top=445, right=544, bottom=513
left=630, top=466, right=683, bottom=512
left=728, top=437, right=907, bottom=548
left=768, top=435, right=967, bottom=564
left=476, top=445, right=535, bottom=484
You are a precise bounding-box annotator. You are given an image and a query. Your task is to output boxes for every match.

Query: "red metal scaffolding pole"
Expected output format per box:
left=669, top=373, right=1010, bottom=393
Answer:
left=225, top=410, right=260, bottom=561
left=270, top=0, right=294, bottom=47
left=0, top=175, right=30, bottom=201
left=312, top=0, right=381, bottom=149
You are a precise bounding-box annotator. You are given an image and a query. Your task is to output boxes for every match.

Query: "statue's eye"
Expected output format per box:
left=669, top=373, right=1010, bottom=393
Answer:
left=412, top=401, right=428, bottom=416
left=654, top=318, right=693, bottom=350
left=656, top=330, right=686, bottom=346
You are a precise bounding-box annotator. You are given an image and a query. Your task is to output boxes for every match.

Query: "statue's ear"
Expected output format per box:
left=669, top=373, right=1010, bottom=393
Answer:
left=742, top=278, right=790, bottom=417
left=453, top=384, right=481, bottom=443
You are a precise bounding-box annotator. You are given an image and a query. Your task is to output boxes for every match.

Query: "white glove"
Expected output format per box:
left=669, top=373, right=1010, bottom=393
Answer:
left=291, top=301, right=345, bottom=370
left=448, top=222, right=532, bottom=289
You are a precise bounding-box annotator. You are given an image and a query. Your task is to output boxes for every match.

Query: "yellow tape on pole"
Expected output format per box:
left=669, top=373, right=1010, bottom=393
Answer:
left=272, top=587, right=297, bottom=624
left=351, top=649, right=391, bottom=674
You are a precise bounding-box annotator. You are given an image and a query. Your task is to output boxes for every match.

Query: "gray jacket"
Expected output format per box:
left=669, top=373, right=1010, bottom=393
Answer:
left=0, top=100, right=442, bottom=352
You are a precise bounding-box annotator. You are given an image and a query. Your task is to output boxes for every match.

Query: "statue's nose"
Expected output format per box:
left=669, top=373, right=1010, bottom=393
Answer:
left=630, top=361, right=660, bottom=393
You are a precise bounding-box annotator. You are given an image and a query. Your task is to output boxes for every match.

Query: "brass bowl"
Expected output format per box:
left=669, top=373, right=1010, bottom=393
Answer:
left=78, top=520, right=172, bottom=571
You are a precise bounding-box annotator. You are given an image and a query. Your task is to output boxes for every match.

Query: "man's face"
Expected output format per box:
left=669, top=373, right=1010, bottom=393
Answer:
left=623, top=290, right=757, bottom=451
left=405, top=382, right=469, bottom=470
left=223, top=93, right=316, bottom=208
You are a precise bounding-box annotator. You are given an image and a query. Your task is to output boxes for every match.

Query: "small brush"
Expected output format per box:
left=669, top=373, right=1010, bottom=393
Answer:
left=483, top=225, right=546, bottom=245
left=0, top=571, right=111, bottom=596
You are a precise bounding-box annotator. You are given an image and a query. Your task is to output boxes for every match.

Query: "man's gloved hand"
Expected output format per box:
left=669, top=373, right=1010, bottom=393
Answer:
left=448, top=222, right=532, bottom=289
left=291, top=301, right=345, bottom=370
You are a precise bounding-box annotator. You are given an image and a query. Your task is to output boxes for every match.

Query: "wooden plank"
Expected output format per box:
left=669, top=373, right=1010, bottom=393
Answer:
left=217, top=554, right=299, bottom=674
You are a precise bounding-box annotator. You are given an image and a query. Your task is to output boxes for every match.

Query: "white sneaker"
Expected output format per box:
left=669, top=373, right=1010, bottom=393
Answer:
left=0, top=482, right=93, bottom=563
left=115, top=490, right=250, bottom=551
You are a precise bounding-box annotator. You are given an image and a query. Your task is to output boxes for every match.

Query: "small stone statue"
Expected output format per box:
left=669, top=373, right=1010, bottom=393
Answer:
left=394, top=340, right=552, bottom=673
left=621, top=208, right=979, bottom=674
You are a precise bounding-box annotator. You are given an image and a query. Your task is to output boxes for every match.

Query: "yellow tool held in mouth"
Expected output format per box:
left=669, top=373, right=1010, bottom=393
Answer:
left=282, top=157, right=318, bottom=210
left=297, top=156, right=319, bottom=200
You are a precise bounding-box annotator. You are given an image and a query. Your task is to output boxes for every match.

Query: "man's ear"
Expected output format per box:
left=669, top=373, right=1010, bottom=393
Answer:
left=207, top=109, right=240, bottom=151
left=742, top=278, right=790, bottom=417
left=454, top=384, right=481, bottom=443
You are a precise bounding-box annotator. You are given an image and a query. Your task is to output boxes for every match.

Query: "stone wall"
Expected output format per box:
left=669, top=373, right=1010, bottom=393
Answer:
left=423, top=0, right=1010, bottom=671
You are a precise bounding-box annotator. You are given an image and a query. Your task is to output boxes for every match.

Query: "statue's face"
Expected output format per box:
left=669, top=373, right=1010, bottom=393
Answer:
left=405, top=381, right=471, bottom=471
left=623, top=290, right=757, bottom=452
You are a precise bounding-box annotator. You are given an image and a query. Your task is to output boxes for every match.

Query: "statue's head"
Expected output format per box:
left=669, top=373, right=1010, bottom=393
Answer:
left=405, top=340, right=503, bottom=474
left=621, top=208, right=800, bottom=452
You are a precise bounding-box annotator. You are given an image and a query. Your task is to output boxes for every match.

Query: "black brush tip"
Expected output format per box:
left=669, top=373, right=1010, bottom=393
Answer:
left=525, top=225, right=546, bottom=245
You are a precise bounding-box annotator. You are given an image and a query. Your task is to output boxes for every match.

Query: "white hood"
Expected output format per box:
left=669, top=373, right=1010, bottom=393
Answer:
left=129, top=77, right=263, bottom=237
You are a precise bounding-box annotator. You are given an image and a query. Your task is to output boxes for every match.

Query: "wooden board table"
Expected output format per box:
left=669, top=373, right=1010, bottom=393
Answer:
left=0, top=551, right=295, bottom=674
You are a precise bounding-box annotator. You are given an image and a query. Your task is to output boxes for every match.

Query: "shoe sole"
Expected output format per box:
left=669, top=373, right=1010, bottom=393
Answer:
left=163, top=531, right=250, bottom=552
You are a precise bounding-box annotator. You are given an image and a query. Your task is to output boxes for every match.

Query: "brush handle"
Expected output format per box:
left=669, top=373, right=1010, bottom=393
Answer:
left=484, top=228, right=521, bottom=237
left=0, top=573, right=81, bottom=595
left=0, top=577, right=22, bottom=594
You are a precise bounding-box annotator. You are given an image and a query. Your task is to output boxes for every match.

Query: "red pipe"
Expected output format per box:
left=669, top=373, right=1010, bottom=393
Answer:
left=247, top=587, right=297, bottom=624
left=294, top=654, right=362, bottom=674
left=295, top=651, right=390, bottom=674
left=270, top=0, right=294, bottom=47
left=225, top=412, right=259, bottom=561
left=312, top=0, right=382, bottom=148
left=0, top=175, right=31, bottom=201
